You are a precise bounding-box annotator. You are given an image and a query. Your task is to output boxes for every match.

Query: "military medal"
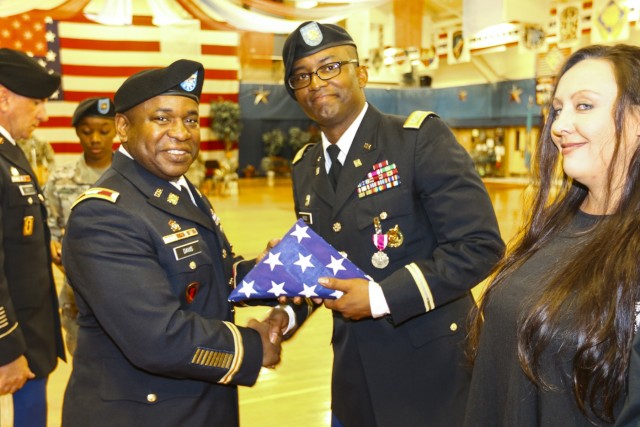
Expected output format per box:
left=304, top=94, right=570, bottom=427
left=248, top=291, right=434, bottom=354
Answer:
left=371, top=240, right=389, bottom=268
left=372, top=217, right=389, bottom=269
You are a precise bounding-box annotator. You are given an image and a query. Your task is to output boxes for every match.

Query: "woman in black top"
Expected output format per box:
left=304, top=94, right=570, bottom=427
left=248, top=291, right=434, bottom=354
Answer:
left=466, top=44, right=640, bottom=426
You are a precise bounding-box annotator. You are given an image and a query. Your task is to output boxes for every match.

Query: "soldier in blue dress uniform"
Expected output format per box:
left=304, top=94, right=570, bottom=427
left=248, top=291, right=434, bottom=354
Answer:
left=268, top=22, right=505, bottom=427
left=61, top=59, right=281, bottom=427
left=0, top=48, right=65, bottom=427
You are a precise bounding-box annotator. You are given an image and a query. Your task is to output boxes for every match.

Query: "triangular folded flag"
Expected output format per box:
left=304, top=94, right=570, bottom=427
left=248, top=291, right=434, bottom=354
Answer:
left=228, top=219, right=369, bottom=302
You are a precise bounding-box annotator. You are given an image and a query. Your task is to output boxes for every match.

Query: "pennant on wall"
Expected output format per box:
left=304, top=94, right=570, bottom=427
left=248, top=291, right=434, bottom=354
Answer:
left=556, top=3, right=582, bottom=48
left=591, top=0, right=629, bottom=43
left=447, top=29, right=470, bottom=65
left=518, top=23, right=547, bottom=54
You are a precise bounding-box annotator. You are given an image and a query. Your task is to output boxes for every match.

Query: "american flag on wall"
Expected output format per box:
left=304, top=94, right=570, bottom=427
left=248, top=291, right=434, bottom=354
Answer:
left=0, top=12, right=238, bottom=158
left=0, top=13, right=63, bottom=100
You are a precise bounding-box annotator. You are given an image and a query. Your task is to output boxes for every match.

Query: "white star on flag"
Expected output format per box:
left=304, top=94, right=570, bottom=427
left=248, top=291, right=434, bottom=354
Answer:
left=290, top=223, right=310, bottom=243
left=238, top=280, right=257, bottom=298
left=267, top=281, right=287, bottom=297
left=228, top=219, right=369, bottom=302
left=331, top=290, right=344, bottom=298
left=294, top=253, right=314, bottom=273
left=299, top=284, right=318, bottom=298
left=326, top=256, right=347, bottom=275
left=264, top=251, right=283, bottom=271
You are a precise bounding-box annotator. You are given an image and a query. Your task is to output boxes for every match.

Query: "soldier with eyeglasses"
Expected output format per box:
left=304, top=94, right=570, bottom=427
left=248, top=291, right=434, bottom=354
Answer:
left=266, top=21, right=505, bottom=427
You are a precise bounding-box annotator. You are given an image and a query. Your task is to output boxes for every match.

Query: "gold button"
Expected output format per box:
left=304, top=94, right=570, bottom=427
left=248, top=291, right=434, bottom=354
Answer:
left=380, top=212, right=388, bottom=220
left=450, top=323, right=458, bottom=332
left=27, top=197, right=33, bottom=205
left=222, top=249, right=227, bottom=259
left=332, top=222, right=342, bottom=232
left=189, top=261, right=196, bottom=270
left=147, top=393, right=157, bottom=403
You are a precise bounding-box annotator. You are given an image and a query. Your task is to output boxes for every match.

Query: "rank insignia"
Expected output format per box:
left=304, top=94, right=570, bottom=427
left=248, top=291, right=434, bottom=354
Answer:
left=167, top=193, right=179, bottom=205
left=404, top=111, right=438, bottom=129
left=168, top=220, right=181, bottom=232
left=353, top=159, right=362, bottom=167
left=72, top=187, right=119, bottom=209
left=185, top=282, right=200, bottom=303
left=363, top=143, right=372, bottom=150
left=10, top=167, right=18, bottom=176
left=154, top=188, right=163, bottom=197
left=304, top=194, right=310, bottom=207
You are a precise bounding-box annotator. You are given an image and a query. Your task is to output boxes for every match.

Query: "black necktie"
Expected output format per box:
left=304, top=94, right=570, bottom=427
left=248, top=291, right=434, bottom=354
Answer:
left=327, top=145, right=342, bottom=191
left=177, top=184, right=194, bottom=205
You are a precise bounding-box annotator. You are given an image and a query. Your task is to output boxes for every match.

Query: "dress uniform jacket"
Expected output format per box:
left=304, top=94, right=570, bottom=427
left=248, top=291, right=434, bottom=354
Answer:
left=291, top=106, right=505, bottom=427
left=0, top=133, right=64, bottom=376
left=61, top=151, right=263, bottom=427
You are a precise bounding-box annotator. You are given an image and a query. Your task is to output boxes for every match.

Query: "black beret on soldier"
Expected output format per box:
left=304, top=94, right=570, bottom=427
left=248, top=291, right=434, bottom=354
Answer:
left=0, top=48, right=60, bottom=99
left=72, top=97, right=116, bottom=127
left=114, top=59, right=204, bottom=113
left=282, top=21, right=356, bottom=99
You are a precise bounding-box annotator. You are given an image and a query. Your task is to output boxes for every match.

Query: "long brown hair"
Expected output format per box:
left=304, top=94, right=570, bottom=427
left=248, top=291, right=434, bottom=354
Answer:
left=468, top=44, right=640, bottom=423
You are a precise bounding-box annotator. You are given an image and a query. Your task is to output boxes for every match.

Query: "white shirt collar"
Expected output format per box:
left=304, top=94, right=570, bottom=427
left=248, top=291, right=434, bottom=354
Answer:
left=118, top=145, right=194, bottom=201
left=322, top=102, right=368, bottom=172
left=0, top=126, right=16, bottom=145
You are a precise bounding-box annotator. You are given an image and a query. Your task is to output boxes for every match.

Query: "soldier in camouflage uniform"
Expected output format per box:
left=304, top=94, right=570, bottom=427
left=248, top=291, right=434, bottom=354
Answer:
left=44, top=97, right=115, bottom=354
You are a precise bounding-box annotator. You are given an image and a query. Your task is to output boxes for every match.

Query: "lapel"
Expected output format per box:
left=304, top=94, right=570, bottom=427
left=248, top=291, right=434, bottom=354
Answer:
left=111, top=152, right=215, bottom=231
left=0, top=136, right=41, bottom=192
left=331, top=107, right=383, bottom=216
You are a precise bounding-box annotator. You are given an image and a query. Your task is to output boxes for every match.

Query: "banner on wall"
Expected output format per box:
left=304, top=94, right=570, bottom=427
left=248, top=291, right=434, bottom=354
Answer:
left=447, top=29, right=470, bottom=65
left=518, top=23, right=547, bottom=54
left=556, top=3, right=582, bottom=48
left=591, top=0, right=629, bottom=43
left=421, top=45, right=439, bottom=70
left=534, top=46, right=572, bottom=105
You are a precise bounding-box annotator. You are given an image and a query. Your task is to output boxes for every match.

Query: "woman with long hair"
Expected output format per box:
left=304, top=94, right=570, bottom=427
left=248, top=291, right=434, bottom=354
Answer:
left=465, top=44, right=640, bottom=426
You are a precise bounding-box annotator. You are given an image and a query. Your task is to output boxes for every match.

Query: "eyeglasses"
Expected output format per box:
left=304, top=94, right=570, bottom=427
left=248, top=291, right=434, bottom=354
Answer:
left=287, top=60, right=359, bottom=90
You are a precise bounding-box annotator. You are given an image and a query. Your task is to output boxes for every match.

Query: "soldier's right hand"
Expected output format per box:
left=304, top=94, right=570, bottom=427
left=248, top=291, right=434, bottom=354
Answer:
left=247, top=318, right=282, bottom=368
left=0, top=355, right=35, bottom=395
left=50, top=240, right=63, bottom=266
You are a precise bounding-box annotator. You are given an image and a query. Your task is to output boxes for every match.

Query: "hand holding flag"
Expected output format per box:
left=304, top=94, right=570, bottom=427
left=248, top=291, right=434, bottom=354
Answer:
left=228, top=219, right=369, bottom=302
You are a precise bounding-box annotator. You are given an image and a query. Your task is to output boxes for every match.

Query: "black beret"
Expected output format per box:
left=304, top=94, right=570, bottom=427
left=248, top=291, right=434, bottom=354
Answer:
left=114, top=59, right=204, bottom=113
left=0, top=48, right=60, bottom=99
left=282, top=21, right=356, bottom=99
left=72, top=97, right=115, bottom=127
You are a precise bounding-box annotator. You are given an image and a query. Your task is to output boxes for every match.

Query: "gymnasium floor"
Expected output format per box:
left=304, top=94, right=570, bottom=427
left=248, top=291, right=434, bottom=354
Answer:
left=44, top=176, right=528, bottom=427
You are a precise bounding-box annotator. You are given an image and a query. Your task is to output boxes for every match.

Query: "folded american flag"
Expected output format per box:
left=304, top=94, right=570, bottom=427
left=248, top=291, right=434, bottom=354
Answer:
left=228, top=219, right=369, bottom=302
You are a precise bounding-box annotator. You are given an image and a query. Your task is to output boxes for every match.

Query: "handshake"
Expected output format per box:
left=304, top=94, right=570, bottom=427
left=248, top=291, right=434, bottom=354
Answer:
left=246, top=306, right=291, bottom=369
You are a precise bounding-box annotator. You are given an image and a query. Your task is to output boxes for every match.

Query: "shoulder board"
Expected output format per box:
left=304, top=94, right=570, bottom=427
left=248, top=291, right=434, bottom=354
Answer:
left=71, top=187, right=120, bottom=210
left=403, top=111, right=439, bottom=129
left=292, top=143, right=316, bottom=165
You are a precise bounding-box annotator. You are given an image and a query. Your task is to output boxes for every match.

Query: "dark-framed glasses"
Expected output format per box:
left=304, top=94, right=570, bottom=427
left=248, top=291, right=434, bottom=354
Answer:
left=287, top=59, right=359, bottom=90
